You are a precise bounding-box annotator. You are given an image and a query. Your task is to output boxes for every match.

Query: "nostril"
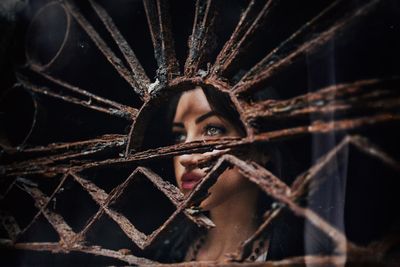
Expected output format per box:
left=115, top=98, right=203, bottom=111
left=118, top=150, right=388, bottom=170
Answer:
left=179, top=154, right=200, bottom=169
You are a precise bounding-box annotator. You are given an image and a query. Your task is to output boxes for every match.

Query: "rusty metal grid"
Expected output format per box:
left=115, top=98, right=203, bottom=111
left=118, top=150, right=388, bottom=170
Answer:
left=1, top=0, right=400, bottom=265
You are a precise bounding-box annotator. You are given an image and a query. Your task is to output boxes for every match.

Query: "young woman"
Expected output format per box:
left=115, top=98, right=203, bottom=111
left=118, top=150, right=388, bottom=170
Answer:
left=149, top=86, right=303, bottom=263
left=169, top=87, right=268, bottom=262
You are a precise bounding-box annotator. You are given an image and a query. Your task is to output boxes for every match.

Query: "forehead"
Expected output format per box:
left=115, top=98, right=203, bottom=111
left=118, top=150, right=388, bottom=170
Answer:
left=173, top=88, right=212, bottom=122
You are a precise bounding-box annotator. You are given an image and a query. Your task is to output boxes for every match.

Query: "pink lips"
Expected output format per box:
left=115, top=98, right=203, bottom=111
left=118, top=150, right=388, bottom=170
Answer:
left=181, top=172, right=203, bottom=190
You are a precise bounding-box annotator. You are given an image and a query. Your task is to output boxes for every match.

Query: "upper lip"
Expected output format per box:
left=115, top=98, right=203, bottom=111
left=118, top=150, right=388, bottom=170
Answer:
left=181, top=171, right=203, bottom=182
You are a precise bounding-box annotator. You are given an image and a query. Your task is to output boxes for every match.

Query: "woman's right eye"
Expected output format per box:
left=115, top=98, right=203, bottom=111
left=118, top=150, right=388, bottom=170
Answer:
left=172, top=132, right=186, bottom=144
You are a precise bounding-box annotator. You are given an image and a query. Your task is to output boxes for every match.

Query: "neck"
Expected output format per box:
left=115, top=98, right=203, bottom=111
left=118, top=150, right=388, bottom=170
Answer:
left=197, top=188, right=259, bottom=262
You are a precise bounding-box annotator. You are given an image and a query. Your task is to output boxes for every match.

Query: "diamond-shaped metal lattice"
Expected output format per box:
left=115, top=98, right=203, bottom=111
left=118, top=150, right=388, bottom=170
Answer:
left=1, top=0, right=399, bottom=265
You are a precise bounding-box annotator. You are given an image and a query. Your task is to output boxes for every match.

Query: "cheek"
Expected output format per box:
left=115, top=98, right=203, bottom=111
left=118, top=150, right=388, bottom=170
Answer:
left=200, top=167, right=251, bottom=210
left=173, top=157, right=183, bottom=187
left=217, top=168, right=246, bottom=190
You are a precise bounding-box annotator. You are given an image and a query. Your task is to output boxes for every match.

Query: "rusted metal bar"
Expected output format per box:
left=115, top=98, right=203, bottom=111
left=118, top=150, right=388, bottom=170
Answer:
left=61, top=0, right=146, bottom=98
left=288, top=135, right=400, bottom=257
left=8, top=242, right=157, bottom=265
left=104, top=208, right=149, bottom=249
left=215, top=156, right=347, bottom=254
left=284, top=201, right=348, bottom=254
left=225, top=155, right=291, bottom=197
left=179, top=155, right=283, bottom=219
left=143, top=0, right=180, bottom=85
left=179, top=154, right=349, bottom=260
left=2, top=241, right=273, bottom=266
left=184, top=0, right=217, bottom=76
left=5, top=241, right=388, bottom=266
left=81, top=113, right=400, bottom=163
left=243, top=78, right=399, bottom=121
left=28, top=68, right=139, bottom=118
left=132, top=167, right=216, bottom=228
left=111, top=167, right=214, bottom=233
left=70, top=169, right=184, bottom=249
left=88, top=0, right=151, bottom=100
left=4, top=113, right=400, bottom=177
left=2, top=136, right=126, bottom=177
left=129, top=111, right=400, bottom=161
left=4, top=151, right=100, bottom=174
left=18, top=173, right=70, bottom=239
left=256, top=113, right=400, bottom=140
left=211, top=0, right=275, bottom=77
left=137, top=167, right=184, bottom=205
left=21, top=185, right=77, bottom=245
left=69, top=171, right=148, bottom=249
left=184, top=137, right=399, bottom=262
left=266, top=255, right=346, bottom=266
left=168, top=76, right=231, bottom=92
left=233, top=208, right=282, bottom=261
left=266, top=253, right=388, bottom=266
left=71, top=172, right=111, bottom=242
left=232, top=0, right=344, bottom=92
left=3, top=134, right=126, bottom=154
left=151, top=255, right=346, bottom=266
left=349, top=135, right=400, bottom=173
left=80, top=138, right=242, bottom=171
left=290, top=134, right=400, bottom=202
left=70, top=172, right=109, bottom=204
left=233, top=0, right=380, bottom=95
left=185, top=149, right=231, bottom=170
left=249, top=94, right=400, bottom=122
left=69, top=172, right=124, bottom=243
left=17, top=76, right=134, bottom=119
left=77, top=244, right=158, bottom=265
left=2, top=134, right=398, bottom=264
left=236, top=137, right=399, bottom=261
left=110, top=166, right=215, bottom=234
left=290, top=135, right=350, bottom=198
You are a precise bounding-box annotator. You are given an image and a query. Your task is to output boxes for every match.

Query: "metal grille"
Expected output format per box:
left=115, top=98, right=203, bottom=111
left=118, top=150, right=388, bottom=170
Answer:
left=1, top=0, right=399, bottom=265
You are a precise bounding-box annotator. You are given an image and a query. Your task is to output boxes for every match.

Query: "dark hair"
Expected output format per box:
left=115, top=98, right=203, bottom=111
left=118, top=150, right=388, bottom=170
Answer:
left=202, top=86, right=246, bottom=135
left=164, top=86, right=246, bottom=142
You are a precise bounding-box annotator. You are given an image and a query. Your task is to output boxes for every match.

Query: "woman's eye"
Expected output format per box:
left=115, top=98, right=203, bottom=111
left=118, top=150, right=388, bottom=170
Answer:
left=172, top=132, right=186, bottom=143
left=204, top=125, right=226, bottom=137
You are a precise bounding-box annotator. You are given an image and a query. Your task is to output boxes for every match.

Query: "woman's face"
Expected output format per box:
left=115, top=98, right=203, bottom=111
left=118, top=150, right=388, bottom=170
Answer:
left=172, top=87, right=257, bottom=210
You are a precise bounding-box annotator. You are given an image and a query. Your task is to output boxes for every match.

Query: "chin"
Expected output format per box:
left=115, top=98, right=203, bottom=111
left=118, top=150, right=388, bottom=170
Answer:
left=199, top=194, right=224, bottom=211
left=199, top=199, right=211, bottom=211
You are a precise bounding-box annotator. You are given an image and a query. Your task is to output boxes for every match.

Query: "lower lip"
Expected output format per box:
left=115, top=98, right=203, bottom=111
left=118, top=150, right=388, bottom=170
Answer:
left=181, top=180, right=200, bottom=190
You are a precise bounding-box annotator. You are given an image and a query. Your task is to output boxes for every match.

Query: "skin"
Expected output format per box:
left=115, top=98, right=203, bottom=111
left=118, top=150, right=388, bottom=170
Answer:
left=172, top=87, right=260, bottom=262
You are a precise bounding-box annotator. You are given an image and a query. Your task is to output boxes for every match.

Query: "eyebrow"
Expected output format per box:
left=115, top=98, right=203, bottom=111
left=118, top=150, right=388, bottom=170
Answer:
left=195, top=111, right=218, bottom=124
left=172, top=122, right=184, bottom=128
left=172, top=111, right=219, bottom=128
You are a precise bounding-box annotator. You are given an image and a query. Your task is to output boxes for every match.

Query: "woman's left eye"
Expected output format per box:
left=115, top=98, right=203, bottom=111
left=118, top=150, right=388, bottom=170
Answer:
left=172, top=132, right=186, bottom=144
left=204, top=125, right=226, bottom=136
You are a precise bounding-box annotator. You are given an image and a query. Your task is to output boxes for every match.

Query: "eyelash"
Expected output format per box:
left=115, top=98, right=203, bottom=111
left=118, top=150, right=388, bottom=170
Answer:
left=172, top=124, right=227, bottom=143
left=204, top=124, right=226, bottom=136
left=172, top=132, right=186, bottom=144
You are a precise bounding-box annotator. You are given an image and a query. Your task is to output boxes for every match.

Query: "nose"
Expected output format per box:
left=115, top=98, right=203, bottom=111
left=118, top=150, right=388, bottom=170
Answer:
left=176, top=131, right=206, bottom=169
left=178, top=153, right=202, bottom=169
